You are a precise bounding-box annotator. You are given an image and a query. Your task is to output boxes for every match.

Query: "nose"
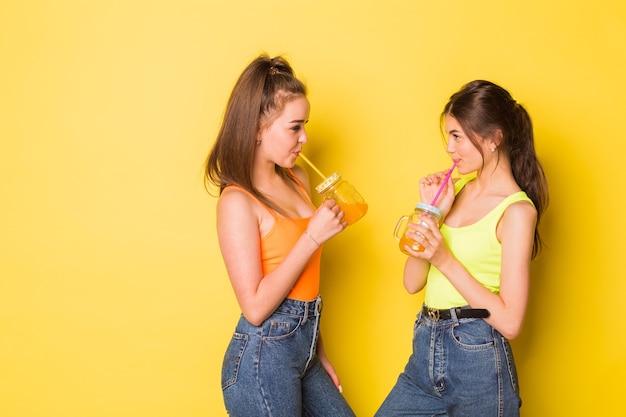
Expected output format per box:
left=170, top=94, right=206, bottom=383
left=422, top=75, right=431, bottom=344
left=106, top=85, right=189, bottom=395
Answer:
left=445, top=139, right=454, bottom=154
left=298, top=128, right=308, bottom=144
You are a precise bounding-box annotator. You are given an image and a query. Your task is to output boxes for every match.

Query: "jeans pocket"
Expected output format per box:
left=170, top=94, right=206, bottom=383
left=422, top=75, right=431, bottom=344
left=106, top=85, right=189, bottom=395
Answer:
left=264, top=313, right=302, bottom=340
left=221, top=332, right=248, bottom=390
left=451, top=319, right=495, bottom=350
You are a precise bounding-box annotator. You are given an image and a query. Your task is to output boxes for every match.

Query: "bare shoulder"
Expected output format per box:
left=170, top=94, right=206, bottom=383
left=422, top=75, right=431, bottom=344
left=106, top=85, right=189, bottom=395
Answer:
left=500, top=200, right=537, bottom=232
left=493, top=200, right=536, bottom=254
left=505, top=199, right=537, bottom=219
left=217, top=187, right=258, bottom=219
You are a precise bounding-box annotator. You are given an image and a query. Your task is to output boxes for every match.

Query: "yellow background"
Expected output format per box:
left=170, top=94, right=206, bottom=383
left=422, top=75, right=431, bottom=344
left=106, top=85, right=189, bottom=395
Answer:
left=1, top=1, right=625, bottom=416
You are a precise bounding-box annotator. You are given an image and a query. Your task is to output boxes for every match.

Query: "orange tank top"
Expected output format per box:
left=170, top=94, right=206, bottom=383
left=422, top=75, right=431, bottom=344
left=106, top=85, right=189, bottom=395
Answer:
left=225, top=178, right=321, bottom=301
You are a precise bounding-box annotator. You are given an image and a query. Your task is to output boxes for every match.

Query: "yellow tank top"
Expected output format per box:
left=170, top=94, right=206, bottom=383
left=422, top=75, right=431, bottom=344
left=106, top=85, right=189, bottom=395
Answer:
left=224, top=177, right=321, bottom=301
left=424, top=177, right=534, bottom=309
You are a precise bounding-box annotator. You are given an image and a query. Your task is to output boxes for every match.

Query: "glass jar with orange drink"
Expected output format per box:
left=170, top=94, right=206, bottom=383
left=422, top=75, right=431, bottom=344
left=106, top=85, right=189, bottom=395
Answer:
left=394, top=203, right=442, bottom=254
left=315, top=172, right=368, bottom=225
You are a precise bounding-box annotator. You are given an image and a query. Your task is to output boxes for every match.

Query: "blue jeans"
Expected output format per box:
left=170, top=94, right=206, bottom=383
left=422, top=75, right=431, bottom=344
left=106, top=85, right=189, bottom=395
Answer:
left=221, top=296, right=355, bottom=417
left=375, top=307, right=521, bottom=417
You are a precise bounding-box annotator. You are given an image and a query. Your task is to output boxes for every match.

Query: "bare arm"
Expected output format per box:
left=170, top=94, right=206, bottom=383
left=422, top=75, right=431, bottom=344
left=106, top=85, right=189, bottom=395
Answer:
left=216, top=188, right=345, bottom=326
left=403, top=249, right=431, bottom=294
left=409, top=201, right=536, bottom=339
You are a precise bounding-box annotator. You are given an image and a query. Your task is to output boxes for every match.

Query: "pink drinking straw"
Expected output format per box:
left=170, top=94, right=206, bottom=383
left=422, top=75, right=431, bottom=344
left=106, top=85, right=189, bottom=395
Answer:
left=430, top=161, right=458, bottom=206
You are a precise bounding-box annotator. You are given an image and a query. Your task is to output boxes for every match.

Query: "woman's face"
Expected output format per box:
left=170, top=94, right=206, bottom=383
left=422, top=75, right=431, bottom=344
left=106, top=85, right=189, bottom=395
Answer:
left=257, top=95, right=310, bottom=168
left=444, top=114, right=491, bottom=175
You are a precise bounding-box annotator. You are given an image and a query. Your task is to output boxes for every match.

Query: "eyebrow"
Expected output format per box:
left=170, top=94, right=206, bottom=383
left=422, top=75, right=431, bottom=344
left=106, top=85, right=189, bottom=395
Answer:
left=289, top=119, right=308, bottom=124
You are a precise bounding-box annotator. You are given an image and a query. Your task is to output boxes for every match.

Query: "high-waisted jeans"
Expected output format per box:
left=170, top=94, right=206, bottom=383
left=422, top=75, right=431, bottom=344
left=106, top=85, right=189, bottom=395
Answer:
left=375, top=307, right=521, bottom=417
left=221, top=296, right=355, bottom=417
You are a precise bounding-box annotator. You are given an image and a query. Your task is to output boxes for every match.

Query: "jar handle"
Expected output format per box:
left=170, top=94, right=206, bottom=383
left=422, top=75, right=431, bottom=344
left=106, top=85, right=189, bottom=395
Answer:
left=393, top=215, right=409, bottom=241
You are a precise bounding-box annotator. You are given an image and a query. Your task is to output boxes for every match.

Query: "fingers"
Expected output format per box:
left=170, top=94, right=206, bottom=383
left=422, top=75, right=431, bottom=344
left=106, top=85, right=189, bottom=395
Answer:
left=322, top=199, right=345, bottom=222
left=419, top=172, right=449, bottom=204
left=409, top=217, right=432, bottom=234
left=309, top=200, right=347, bottom=243
left=334, top=206, right=347, bottom=229
left=419, top=168, right=454, bottom=193
left=418, top=216, right=437, bottom=237
left=321, top=198, right=337, bottom=208
left=407, top=216, right=438, bottom=251
left=420, top=171, right=446, bottom=186
left=409, top=228, right=427, bottom=247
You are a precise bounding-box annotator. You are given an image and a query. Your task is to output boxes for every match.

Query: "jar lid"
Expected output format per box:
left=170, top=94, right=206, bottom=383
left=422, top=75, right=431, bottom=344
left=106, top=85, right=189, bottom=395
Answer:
left=415, top=202, right=442, bottom=217
left=315, top=172, right=341, bottom=194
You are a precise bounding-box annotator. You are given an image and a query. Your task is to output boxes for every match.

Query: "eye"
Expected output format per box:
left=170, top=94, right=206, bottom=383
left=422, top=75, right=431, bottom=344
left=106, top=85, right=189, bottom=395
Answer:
left=289, top=119, right=307, bottom=133
left=452, top=134, right=462, bottom=142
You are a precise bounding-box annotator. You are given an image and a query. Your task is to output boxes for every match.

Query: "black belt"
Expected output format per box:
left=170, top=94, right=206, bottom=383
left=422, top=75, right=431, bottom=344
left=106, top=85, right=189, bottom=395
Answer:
left=422, top=306, right=490, bottom=321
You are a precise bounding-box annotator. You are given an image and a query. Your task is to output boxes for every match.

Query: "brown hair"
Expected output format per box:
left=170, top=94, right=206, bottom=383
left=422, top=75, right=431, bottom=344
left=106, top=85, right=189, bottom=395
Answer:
left=441, top=80, right=549, bottom=258
left=204, top=54, right=307, bottom=214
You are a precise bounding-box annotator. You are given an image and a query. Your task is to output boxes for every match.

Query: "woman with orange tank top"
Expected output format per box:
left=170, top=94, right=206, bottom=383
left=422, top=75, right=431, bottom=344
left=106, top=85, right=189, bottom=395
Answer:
left=204, top=54, right=355, bottom=417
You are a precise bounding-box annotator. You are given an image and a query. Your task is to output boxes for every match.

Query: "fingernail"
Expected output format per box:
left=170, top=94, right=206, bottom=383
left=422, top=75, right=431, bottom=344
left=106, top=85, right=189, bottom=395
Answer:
left=338, top=384, right=343, bottom=393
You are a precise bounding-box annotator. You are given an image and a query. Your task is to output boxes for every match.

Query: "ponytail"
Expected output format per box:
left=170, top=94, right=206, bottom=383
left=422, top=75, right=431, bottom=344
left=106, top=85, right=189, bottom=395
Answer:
left=509, top=103, right=549, bottom=258
left=443, top=80, right=549, bottom=258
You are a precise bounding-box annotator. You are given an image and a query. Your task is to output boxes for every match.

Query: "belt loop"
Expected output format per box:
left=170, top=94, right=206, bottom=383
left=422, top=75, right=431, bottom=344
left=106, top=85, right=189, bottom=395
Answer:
left=302, top=301, right=309, bottom=324
left=450, top=307, right=459, bottom=322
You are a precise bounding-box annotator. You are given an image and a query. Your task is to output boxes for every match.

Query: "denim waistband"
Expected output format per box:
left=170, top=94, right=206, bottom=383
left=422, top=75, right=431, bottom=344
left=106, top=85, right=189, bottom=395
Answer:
left=274, top=296, right=323, bottom=318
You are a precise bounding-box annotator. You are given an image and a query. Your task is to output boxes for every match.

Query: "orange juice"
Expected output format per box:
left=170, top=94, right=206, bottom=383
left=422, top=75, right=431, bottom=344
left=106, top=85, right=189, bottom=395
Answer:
left=315, top=172, right=367, bottom=226
left=394, top=203, right=442, bottom=255
left=338, top=202, right=368, bottom=225
left=399, top=234, right=425, bottom=254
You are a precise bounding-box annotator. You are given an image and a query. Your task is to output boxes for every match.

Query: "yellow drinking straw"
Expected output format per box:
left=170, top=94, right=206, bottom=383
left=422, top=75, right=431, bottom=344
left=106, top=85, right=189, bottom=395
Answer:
left=299, top=153, right=326, bottom=180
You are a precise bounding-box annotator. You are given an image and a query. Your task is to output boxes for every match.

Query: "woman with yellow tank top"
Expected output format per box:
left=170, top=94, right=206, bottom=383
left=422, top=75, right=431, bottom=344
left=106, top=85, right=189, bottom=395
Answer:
left=376, top=80, right=549, bottom=417
left=204, top=54, right=355, bottom=417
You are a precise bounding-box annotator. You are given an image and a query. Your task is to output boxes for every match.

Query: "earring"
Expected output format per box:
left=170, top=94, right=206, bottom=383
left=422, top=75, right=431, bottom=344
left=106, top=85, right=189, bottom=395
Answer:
left=490, top=147, right=496, bottom=152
